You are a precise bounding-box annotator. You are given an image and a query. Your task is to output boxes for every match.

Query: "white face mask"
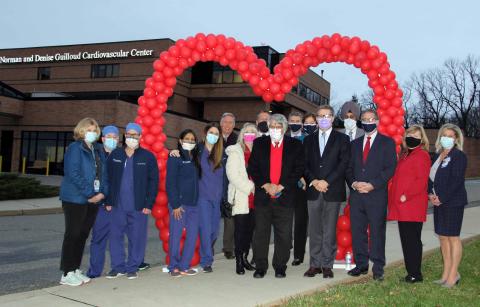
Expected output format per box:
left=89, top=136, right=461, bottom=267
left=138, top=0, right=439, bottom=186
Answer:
left=344, top=118, right=357, bottom=130
left=181, top=142, right=196, bottom=151
left=125, top=137, right=139, bottom=149
left=269, top=128, right=283, bottom=142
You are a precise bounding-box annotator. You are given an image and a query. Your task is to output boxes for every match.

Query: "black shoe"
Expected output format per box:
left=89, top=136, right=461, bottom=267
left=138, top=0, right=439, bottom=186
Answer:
left=224, top=251, right=235, bottom=259
left=242, top=253, right=256, bottom=271
left=275, top=269, right=286, bottom=278
left=291, top=258, right=303, bottom=266
left=404, top=275, right=423, bottom=283
left=304, top=267, right=322, bottom=277
left=348, top=267, right=369, bottom=277
left=253, top=269, right=266, bottom=278
left=235, top=255, right=245, bottom=275
left=322, top=267, right=334, bottom=279
left=203, top=266, right=213, bottom=273
left=138, top=262, right=150, bottom=271
left=373, top=273, right=384, bottom=281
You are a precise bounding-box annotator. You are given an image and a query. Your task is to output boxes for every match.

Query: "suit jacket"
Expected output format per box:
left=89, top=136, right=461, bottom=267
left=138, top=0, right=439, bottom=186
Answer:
left=247, top=135, right=304, bottom=207
left=428, top=147, right=468, bottom=207
left=304, top=130, right=350, bottom=202
left=338, top=128, right=365, bottom=141
left=346, top=133, right=397, bottom=204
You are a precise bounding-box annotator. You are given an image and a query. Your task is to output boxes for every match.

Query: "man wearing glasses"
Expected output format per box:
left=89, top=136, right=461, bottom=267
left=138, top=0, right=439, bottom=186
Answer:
left=303, top=105, right=350, bottom=279
left=105, top=123, right=159, bottom=280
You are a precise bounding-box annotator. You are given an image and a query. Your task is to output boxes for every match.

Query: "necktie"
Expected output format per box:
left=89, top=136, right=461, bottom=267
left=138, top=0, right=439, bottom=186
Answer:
left=363, top=136, right=371, bottom=164
left=320, top=132, right=326, bottom=156
left=348, top=131, right=353, bottom=142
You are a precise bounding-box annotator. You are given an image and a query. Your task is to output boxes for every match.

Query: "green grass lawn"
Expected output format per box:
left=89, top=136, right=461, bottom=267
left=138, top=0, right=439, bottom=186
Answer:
left=284, top=237, right=480, bottom=307
left=0, top=173, right=59, bottom=200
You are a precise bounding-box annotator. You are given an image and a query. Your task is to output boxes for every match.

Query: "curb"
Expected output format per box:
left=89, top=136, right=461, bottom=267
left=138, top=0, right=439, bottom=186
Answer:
left=265, top=234, right=480, bottom=307
left=0, top=207, right=63, bottom=217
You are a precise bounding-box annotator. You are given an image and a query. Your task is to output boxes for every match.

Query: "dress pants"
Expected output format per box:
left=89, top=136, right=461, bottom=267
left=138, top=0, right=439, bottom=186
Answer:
left=223, top=217, right=235, bottom=254
left=87, top=206, right=111, bottom=277
left=109, top=208, right=148, bottom=274
left=398, top=221, right=423, bottom=278
left=293, top=187, right=308, bottom=261
left=350, top=194, right=387, bottom=275
left=60, top=202, right=99, bottom=274
left=198, top=199, right=221, bottom=267
left=168, top=205, right=199, bottom=271
left=234, top=210, right=255, bottom=255
left=307, top=195, right=341, bottom=269
left=253, top=200, right=294, bottom=272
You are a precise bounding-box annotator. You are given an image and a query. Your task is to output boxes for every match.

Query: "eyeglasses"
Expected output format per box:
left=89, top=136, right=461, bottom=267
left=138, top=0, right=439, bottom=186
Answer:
left=361, top=117, right=377, bottom=123
left=126, top=134, right=140, bottom=139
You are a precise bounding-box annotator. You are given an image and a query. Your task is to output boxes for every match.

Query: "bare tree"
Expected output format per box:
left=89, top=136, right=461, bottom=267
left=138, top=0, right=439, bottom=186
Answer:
left=358, top=90, right=376, bottom=111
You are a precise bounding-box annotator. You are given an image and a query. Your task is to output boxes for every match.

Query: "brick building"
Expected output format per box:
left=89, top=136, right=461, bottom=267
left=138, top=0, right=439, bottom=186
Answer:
left=0, top=39, right=330, bottom=175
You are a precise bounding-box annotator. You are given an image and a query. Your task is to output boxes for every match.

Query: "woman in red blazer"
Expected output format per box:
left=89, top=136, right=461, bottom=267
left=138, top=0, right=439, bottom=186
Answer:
left=388, top=125, right=431, bottom=283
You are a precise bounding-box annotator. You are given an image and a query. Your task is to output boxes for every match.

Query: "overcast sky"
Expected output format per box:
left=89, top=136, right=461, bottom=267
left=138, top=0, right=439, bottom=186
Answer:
left=1, top=0, right=478, bottom=107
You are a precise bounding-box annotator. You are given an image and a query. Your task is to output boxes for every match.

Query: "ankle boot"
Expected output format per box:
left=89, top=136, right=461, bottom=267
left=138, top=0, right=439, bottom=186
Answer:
left=243, top=253, right=256, bottom=271
left=236, top=254, right=245, bottom=275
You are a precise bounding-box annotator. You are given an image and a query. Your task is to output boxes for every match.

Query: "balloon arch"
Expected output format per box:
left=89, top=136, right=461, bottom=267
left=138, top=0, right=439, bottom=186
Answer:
left=136, top=33, right=405, bottom=266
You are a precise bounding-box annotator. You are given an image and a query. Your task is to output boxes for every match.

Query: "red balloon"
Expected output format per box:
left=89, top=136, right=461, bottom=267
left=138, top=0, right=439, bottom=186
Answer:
left=387, top=124, right=398, bottom=135
left=165, top=254, right=170, bottom=265
left=190, top=252, right=200, bottom=267
left=155, top=218, right=165, bottom=230
left=152, top=205, right=168, bottom=219
left=143, top=134, right=155, bottom=145
left=159, top=228, right=170, bottom=242
left=337, top=215, right=351, bottom=231
left=337, top=231, right=352, bottom=248
left=335, top=246, right=346, bottom=260
left=343, top=205, right=350, bottom=216
left=162, top=241, right=169, bottom=253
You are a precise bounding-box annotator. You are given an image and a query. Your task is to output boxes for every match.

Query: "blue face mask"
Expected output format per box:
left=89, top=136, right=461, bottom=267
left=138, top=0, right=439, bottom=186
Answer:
left=104, top=138, right=117, bottom=151
left=85, top=131, right=98, bottom=143
left=440, top=136, right=455, bottom=150
left=206, top=133, right=219, bottom=145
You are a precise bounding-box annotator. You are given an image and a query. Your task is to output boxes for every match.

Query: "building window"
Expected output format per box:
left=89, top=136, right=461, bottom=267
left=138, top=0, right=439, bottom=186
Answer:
left=91, top=64, right=120, bottom=78
left=294, top=82, right=324, bottom=106
left=37, top=67, right=51, bottom=80
left=20, top=131, right=74, bottom=175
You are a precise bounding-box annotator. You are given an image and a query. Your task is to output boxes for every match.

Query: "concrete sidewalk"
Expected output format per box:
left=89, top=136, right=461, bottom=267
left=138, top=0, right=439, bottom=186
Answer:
left=1, top=204, right=479, bottom=307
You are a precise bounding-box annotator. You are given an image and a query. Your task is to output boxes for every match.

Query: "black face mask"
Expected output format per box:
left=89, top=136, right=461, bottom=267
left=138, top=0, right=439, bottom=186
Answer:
left=289, top=124, right=302, bottom=133
left=303, top=124, right=317, bottom=135
left=257, top=121, right=269, bottom=133
left=362, top=123, right=377, bottom=133
left=405, top=136, right=421, bottom=149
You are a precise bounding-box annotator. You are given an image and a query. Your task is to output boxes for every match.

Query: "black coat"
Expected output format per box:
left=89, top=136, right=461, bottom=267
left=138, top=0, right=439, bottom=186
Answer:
left=247, top=135, right=304, bottom=207
left=304, top=130, right=351, bottom=202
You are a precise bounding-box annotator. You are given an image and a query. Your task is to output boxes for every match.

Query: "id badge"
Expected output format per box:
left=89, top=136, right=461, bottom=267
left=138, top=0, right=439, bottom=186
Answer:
left=94, top=179, right=100, bottom=193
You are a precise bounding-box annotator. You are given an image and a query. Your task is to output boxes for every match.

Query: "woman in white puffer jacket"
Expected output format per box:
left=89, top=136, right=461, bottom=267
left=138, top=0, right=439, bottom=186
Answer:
left=226, top=123, right=258, bottom=275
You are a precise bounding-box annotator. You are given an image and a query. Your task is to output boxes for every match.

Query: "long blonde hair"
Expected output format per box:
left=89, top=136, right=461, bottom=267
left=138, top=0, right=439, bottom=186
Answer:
left=237, top=123, right=259, bottom=151
left=403, top=125, right=429, bottom=151
left=73, top=118, right=100, bottom=141
left=435, top=123, right=464, bottom=153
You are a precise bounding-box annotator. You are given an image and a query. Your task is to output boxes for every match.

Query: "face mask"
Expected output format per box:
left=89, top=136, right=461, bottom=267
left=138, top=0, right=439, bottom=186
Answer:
left=85, top=131, right=98, bottom=143
left=289, top=123, right=302, bottom=133
left=303, top=124, right=317, bottom=135
left=243, top=133, right=256, bottom=143
left=257, top=121, right=269, bottom=133
left=125, top=137, right=139, bottom=149
left=344, top=118, right=357, bottom=130
left=440, top=136, right=455, bottom=150
left=181, top=142, right=196, bottom=151
left=269, top=128, right=283, bottom=142
left=104, top=138, right=117, bottom=151
left=362, top=122, right=377, bottom=133
left=405, top=136, right=421, bottom=149
left=206, top=133, right=219, bottom=145
left=317, top=118, right=332, bottom=130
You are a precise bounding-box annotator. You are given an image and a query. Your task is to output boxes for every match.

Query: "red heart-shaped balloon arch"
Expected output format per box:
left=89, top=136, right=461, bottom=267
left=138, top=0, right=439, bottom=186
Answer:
left=136, top=33, right=405, bottom=266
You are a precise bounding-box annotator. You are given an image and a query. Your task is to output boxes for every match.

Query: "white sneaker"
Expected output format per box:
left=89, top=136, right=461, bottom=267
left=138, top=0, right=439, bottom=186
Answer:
left=75, top=269, right=91, bottom=284
left=60, top=271, right=83, bottom=286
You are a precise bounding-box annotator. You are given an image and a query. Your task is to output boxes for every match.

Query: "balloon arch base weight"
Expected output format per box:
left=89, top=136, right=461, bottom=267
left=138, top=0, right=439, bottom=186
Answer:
left=333, top=261, right=357, bottom=270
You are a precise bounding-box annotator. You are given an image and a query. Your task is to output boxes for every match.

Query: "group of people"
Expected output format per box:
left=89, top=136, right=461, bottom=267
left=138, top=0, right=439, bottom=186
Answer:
left=59, top=100, right=468, bottom=289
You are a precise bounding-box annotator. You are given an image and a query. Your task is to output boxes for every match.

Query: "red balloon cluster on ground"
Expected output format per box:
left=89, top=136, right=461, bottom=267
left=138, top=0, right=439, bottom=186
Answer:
left=138, top=33, right=405, bottom=265
left=336, top=204, right=355, bottom=262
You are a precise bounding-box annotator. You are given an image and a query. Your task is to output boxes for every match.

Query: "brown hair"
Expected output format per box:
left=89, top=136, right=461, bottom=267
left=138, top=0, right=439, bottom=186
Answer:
left=315, top=105, right=335, bottom=116
left=204, top=123, right=224, bottom=170
left=303, top=113, right=316, bottom=124
left=73, top=118, right=100, bottom=141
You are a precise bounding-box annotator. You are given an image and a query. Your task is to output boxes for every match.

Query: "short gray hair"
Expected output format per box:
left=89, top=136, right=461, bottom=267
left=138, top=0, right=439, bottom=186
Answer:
left=268, top=113, right=288, bottom=132
left=288, top=111, right=304, bottom=120
left=220, top=112, right=236, bottom=124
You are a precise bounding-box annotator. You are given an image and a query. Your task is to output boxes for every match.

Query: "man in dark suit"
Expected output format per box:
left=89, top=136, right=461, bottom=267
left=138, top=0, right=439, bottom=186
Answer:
left=248, top=113, right=304, bottom=278
left=346, top=109, right=397, bottom=281
left=303, top=105, right=351, bottom=278
left=220, top=112, right=238, bottom=260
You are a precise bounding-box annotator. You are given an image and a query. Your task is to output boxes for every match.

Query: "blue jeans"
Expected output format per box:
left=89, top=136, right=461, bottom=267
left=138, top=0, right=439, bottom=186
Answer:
left=168, top=205, right=199, bottom=271
left=198, top=199, right=221, bottom=267
left=87, top=206, right=111, bottom=277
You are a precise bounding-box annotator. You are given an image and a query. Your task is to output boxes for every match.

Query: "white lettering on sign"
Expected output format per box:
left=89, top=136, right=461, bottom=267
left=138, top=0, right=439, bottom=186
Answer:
left=0, top=48, right=155, bottom=64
